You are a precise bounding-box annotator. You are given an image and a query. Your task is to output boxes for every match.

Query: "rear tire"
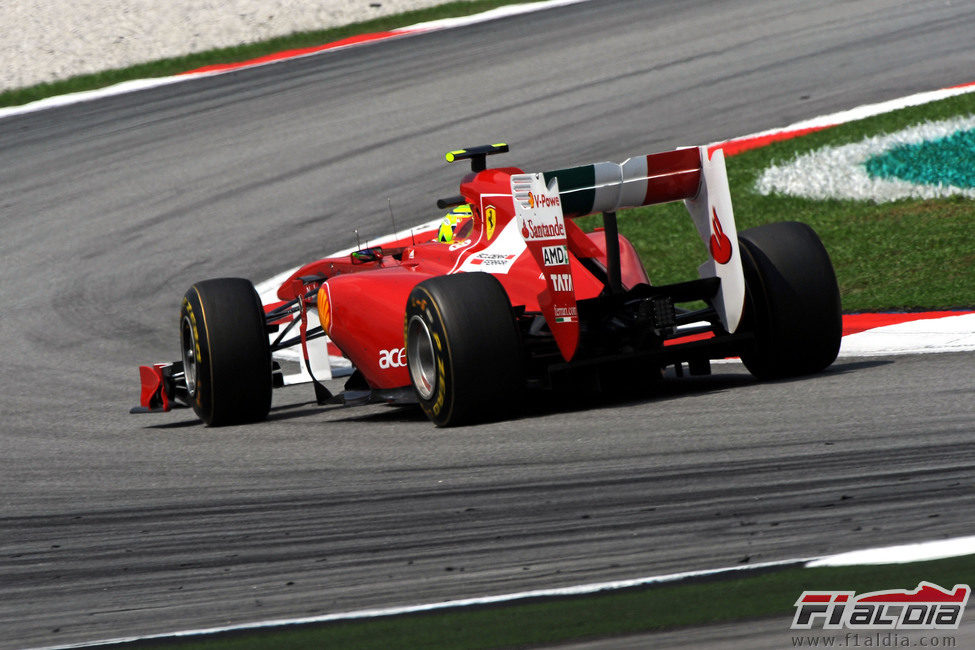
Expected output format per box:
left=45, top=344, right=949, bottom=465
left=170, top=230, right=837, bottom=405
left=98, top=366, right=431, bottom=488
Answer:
left=738, top=221, right=842, bottom=379
left=405, top=273, right=523, bottom=427
left=180, top=278, right=272, bottom=426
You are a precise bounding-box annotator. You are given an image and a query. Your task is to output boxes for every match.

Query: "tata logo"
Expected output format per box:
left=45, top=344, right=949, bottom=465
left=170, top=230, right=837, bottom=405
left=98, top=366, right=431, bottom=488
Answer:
left=551, top=273, right=573, bottom=292
left=379, top=347, right=407, bottom=369
left=528, top=191, right=560, bottom=209
left=542, top=244, right=568, bottom=266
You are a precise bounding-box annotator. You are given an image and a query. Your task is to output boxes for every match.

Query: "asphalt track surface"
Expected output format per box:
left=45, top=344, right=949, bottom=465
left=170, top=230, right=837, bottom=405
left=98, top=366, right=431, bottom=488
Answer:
left=1, top=0, right=974, bottom=647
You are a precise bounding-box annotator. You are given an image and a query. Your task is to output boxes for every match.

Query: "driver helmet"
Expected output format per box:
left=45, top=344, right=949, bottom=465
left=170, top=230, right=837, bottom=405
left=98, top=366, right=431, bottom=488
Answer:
left=437, top=204, right=472, bottom=243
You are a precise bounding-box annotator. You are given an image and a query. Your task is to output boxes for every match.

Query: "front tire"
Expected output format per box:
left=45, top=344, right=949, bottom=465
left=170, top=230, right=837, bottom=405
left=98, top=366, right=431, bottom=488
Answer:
left=738, top=221, right=842, bottom=379
left=405, top=273, right=523, bottom=427
left=180, top=278, right=272, bottom=426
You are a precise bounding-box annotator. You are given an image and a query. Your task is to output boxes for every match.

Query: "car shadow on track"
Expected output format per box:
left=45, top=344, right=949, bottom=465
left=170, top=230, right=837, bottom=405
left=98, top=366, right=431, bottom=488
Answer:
left=139, top=358, right=894, bottom=429
left=511, top=357, right=894, bottom=419
left=323, top=370, right=758, bottom=427
left=309, top=357, right=897, bottom=425
left=744, top=356, right=893, bottom=387
left=530, top=369, right=757, bottom=416
left=474, top=358, right=892, bottom=424
left=138, top=400, right=352, bottom=429
left=818, top=357, right=894, bottom=375
left=138, top=409, right=200, bottom=429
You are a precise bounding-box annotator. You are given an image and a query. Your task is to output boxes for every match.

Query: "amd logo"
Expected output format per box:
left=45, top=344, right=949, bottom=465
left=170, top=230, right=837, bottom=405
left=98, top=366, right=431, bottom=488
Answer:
left=542, top=245, right=568, bottom=267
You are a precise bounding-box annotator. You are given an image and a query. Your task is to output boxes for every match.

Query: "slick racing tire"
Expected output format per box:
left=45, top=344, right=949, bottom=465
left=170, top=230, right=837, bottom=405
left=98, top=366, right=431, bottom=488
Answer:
left=180, top=278, right=272, bottom=426
left=405, top=272, right=524, bottom=427
left=738, top=221, right=842, bottom=380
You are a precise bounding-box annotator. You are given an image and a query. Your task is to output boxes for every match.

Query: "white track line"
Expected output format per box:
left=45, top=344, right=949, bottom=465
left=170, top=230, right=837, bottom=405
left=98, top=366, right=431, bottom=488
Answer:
left=809, top=536, right=975, bottom=568
left=0, top=0, right=590, bottom=122
left=33, top=557, right=812, bottom=649
left=34, top=534, right=975, bottom=649
left=839, top=313, right=975, bottom=357
left=716, top=81, right=975, bottom=152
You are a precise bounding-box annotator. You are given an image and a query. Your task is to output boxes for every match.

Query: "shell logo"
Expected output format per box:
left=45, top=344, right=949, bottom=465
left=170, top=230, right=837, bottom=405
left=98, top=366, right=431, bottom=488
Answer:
left=528, top=191, right=560, bottom=209
left=316, top=284, right=332, bottom=333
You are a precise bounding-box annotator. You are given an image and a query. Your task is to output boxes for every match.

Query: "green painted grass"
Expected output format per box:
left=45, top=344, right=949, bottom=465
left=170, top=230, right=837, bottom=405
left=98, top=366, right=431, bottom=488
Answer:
left=0, top=0, right=532, bottom=108
left=865, top=129, right=975, bottom=188
left=581, top=92, right=975, bottom=313
left=120, top=554, right=975, bottom=649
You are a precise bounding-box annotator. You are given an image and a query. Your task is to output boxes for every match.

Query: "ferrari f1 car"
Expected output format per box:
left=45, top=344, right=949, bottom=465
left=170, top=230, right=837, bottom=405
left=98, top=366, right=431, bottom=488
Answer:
left=135, top=143, right=842, bottom=427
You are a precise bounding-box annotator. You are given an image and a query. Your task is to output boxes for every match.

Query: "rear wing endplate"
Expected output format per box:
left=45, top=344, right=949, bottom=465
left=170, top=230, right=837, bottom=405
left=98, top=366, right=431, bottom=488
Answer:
left=513, top=146, right=745, bottom=360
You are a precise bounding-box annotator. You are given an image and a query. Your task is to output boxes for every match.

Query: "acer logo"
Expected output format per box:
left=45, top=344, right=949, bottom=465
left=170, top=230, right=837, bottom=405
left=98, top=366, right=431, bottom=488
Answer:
left=551, top=273, right=573, bottom=292
left=528, top=191, right=560, bottom=209
left=542, top=245, right=568, bottom=266
left=379, top=347, right=406, bottom=369
left=522, top=219, right=566, bottom=240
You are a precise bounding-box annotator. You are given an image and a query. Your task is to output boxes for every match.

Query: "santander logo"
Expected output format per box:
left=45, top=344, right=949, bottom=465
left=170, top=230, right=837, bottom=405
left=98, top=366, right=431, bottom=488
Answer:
left=709, top=208, right=733, bottom=264
left=521, top=218, right=566, bottom=241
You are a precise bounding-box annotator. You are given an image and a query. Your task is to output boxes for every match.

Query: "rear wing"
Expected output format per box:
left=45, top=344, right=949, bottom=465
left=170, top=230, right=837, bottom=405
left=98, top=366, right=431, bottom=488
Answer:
left=511, top=145, right=745, bottom=360
left=543, top=147, right=704, bottom=219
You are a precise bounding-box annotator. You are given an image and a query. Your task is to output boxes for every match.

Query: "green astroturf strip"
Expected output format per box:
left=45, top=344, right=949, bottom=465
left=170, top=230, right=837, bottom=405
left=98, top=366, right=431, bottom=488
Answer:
left=120, top=554, right=975, bottom=649
left=0, top=0, right=536, bottom=108
left=865, top=129, right=975, bottom=188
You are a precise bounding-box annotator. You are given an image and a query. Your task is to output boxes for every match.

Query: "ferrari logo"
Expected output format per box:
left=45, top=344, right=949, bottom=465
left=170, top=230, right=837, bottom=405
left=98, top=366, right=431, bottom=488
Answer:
left=485, top=205, right=497, bottom=240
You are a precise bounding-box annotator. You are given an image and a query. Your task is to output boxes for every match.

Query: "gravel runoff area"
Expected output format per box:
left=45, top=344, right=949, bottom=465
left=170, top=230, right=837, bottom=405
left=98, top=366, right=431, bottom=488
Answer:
left=0, top=0, right=475, bottom=92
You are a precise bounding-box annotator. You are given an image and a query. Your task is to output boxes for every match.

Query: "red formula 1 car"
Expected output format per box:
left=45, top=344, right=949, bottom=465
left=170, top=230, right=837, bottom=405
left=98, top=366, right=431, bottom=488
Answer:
left=135, top=143, right=842, bottom=426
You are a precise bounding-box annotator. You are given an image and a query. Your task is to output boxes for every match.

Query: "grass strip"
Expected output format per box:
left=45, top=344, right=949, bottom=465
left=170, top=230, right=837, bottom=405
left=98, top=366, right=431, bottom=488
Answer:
left=579, top=91, right=975, bottom=313
left=0, top=0, right=532, bottom=109
left=124, top=554, right=975, bottom=649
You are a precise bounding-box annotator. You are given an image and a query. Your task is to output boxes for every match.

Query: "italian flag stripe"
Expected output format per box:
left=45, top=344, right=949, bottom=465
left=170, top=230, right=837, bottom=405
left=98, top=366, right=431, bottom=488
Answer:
left=544, top=165, right=596, bottom=217
left=540, top=148, right=703, bottom=219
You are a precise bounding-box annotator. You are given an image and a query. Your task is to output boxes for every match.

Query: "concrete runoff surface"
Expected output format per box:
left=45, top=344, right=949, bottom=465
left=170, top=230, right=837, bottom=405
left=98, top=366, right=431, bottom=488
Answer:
left=0, top=0, right=483, bottom=91
left=1, top=0, right=974, bottom=647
